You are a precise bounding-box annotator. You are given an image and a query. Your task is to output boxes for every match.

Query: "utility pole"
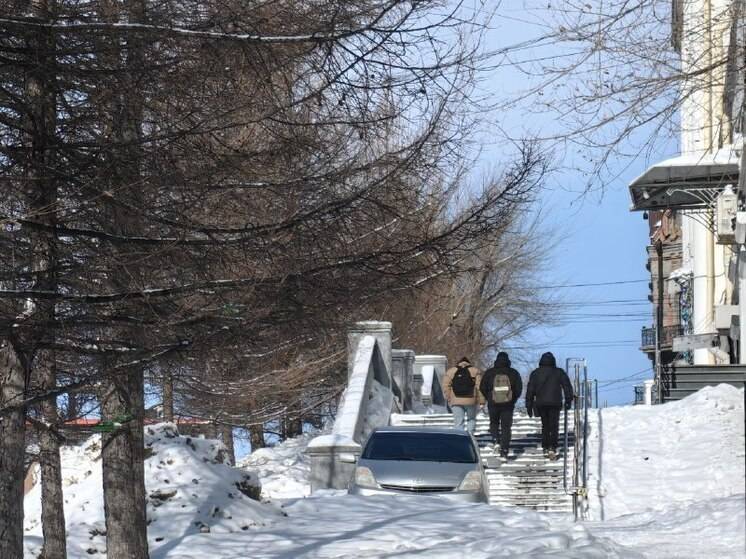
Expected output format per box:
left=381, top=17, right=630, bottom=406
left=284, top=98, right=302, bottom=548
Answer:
left=655, top=240, right=665, bottom=404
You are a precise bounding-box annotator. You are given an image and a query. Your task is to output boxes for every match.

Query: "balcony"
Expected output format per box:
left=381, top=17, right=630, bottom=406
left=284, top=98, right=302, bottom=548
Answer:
left=633, top=385, right=645, bottom=405
left=641, top=325, right=683, bottom=351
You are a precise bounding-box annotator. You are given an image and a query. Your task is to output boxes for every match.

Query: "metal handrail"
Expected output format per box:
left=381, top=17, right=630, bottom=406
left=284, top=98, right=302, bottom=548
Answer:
left=581, top=362, right=589, bottom=503
left=563, top=358, right=583, bottom=513
left=563, top=358, right=590, bottom=521
left=573, top=363, right=581, bottom=520
left=562, top=405, right=569, bottom=493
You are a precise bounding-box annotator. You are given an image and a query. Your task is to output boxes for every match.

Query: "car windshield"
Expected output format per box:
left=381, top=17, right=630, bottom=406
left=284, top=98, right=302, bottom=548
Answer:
left=361, top=432, right=478, bottom=463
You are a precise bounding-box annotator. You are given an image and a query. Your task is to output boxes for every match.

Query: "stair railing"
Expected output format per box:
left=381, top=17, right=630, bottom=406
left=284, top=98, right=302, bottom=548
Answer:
left=562, top=405, right=569, bottom=493
left=564, top=358, right=589, bottom=521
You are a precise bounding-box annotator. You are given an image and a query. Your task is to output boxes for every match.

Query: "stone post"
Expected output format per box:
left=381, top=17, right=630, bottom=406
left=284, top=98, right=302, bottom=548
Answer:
left=347, top=321, right=392, bottom=379
left=306, top=439, right=362, bottom=492
left=307, top=321, right=393, bottom=492
left=391, top=349, right=415, bottom=411
left=414, top=355, right=448, bottom=388
left=643, top=379, right=655, bottom=406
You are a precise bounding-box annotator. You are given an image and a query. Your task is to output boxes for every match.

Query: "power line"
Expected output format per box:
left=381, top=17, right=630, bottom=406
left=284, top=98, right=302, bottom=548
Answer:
left=598, top=367, right=653, bottom=387
left=532, top=279, right=648, bottom=289
left=504, top=339, right=638, bottom=350
left=531, top=271, right=726, bottom=291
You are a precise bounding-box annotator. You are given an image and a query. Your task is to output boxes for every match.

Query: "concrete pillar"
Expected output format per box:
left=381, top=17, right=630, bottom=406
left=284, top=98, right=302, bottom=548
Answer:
left=391, top=349, right=415, bottom=410
left=347, top=321, right=392, bottom=379
left=643, top=380, right=655, bottom=406
left=414, top=355, right=448, bottom=388
left=692, top=218, right=716, bottom=365
left=738, top=246, right=746, bottom=365
left=307, top=440, right=361, bottom=492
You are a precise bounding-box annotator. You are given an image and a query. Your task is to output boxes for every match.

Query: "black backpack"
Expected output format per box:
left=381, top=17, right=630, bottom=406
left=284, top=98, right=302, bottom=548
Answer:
left=451, top=366, right=475, bottom=397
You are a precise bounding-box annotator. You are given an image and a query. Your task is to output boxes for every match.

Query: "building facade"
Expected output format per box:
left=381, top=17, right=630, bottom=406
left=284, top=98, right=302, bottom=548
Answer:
left=631, top=0, right=744, bottom=401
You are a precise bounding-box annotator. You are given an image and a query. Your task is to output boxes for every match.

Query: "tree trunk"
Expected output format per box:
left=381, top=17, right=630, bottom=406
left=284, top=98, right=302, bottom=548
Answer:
left=26, top=0, right=67, bottom=555
left=219, top=424, right=235, bottom=466
left=162, top=371, right=174, bottom=422
left=0, top=341, right=27, bottom=558
left=100, top=372, right=149, bottom=559
left=38, top=361, right=66, bottom=559
left=249, top=424, right=266, bottom=450
left=97, top=0, right=149, bottom=556
left=66, top=392, right=79, bottom=421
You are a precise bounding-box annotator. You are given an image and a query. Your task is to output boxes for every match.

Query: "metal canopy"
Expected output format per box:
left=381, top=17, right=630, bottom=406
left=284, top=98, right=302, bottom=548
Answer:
left=628, top=146, right=740, bottom=211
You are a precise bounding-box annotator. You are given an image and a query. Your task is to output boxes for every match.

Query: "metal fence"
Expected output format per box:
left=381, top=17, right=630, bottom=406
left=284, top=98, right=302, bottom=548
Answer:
left=640, top=324, right=683, bottom=349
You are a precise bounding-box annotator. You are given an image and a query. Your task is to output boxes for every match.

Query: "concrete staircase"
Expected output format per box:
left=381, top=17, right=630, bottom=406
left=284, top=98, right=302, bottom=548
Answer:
left=391, top=411, right=574, bottom=513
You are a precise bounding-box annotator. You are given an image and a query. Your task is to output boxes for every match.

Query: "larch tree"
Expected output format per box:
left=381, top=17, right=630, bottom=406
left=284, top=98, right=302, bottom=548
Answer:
left=1, top=1, right=547, bottom=556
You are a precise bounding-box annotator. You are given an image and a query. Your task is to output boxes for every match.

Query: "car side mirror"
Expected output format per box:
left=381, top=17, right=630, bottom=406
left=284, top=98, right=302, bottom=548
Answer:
left=338, top=452, right=358, bottom=464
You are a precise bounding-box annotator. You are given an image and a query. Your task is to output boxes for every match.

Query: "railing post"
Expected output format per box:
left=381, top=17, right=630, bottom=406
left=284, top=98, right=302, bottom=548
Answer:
left=414, top=355, right=448, bottom=407
left=414, top=355, right=448, bottom=388
left=308, top=322, right=394, bottom=492
left=347, top=321, right=392, bottom=379
left=392, top=349, right=415, bottom=411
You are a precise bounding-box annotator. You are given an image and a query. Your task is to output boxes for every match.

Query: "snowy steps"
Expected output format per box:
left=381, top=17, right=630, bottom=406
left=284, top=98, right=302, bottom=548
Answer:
left=395, top=412, right=574, bottom=513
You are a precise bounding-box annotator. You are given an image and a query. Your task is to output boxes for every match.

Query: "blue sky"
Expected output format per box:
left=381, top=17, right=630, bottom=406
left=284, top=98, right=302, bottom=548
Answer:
left=475, top=5, right=680, bottom=405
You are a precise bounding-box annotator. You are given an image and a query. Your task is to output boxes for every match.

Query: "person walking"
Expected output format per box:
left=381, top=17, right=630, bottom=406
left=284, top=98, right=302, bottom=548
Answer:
left=525, top=352, right=573, bottom=460
left=479, top=351, right=522, bottom=461
left=443, top=357, right=483, bottom=434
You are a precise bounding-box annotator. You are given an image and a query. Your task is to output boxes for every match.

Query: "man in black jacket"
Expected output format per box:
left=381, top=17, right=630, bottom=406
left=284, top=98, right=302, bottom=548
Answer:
left=479, top=351, right=522, bottom=460
left=525, top=352, right=574, bottom=460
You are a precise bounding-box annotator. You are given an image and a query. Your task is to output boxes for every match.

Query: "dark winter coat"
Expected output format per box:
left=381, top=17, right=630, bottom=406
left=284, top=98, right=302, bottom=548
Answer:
left=525, top=352, right=574, bottom=411
left=479, top=352, right=522, bottom=407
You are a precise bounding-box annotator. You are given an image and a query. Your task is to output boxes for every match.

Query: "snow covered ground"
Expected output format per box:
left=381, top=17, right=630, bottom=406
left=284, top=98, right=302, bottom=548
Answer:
left=23, top=386, right=746, bottom=558
left=586, top=384, right=745, bottom=520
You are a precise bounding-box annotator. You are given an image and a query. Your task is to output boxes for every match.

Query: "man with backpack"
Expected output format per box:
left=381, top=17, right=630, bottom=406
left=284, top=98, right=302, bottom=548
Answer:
left=525, top=352, right=574, bottom=461
left=479, top=351, right=522, bottom=460
left=443, top=357, right=483, bottom=433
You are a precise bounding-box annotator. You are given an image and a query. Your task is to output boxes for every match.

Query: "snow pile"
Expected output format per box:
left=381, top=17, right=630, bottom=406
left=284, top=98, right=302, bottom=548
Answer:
left=24, top=423, right=280, bottom=558
left=239, top=430, right=320, bottom=500
left=587, top=384, right=745, bottom=519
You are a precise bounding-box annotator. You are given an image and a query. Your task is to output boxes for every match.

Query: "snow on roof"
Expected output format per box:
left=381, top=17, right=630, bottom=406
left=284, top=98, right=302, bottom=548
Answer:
left=629, top=144, right=741, bottom=211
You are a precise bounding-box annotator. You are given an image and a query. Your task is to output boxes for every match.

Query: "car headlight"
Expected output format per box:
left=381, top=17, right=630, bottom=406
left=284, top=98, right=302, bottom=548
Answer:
left=458, top=470, right=483, bottom=492
left=354, top=466, right=379, bottom=489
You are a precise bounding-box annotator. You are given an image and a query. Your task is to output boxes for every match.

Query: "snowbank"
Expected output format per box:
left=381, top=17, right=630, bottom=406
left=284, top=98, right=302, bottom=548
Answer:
left=24, top=423, right=280, bottom=558
left=587, top=384, right=745, bottom=519
left=239, top=430, right=320, bottom=500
